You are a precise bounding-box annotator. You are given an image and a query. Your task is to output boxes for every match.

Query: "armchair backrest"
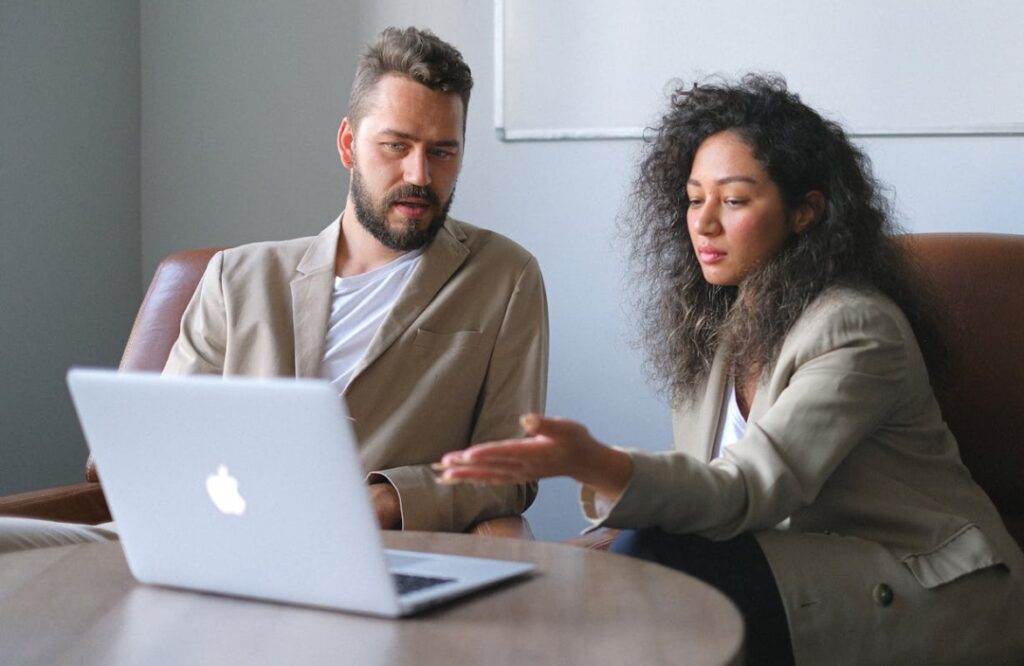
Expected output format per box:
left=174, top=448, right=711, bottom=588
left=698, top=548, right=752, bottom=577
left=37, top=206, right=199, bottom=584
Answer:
left=898, top=233, right=1024, bottom=547
left=85, top=247, right=223, bottom=482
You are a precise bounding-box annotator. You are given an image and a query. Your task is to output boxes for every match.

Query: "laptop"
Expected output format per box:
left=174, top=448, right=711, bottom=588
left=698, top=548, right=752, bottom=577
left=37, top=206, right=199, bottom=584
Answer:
left=65, top=368, right=534, bottom=617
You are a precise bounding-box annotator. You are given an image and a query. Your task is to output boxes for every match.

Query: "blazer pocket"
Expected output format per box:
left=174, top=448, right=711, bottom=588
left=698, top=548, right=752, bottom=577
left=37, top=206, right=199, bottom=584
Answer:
left=412, top=329, right=481, bottom=353
left=902, top=523, right=1005, bottom=588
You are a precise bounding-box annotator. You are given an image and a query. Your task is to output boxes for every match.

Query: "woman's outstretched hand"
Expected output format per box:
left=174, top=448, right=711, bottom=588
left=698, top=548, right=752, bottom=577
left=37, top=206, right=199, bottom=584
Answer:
left=434, top=414, right=634, bottom=501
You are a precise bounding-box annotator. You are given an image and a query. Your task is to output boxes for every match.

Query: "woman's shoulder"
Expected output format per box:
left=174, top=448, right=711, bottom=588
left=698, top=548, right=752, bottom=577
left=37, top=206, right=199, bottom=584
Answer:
left=802, top=285, right=911, bottom=331
left=783, top=285, right=917, bottom=361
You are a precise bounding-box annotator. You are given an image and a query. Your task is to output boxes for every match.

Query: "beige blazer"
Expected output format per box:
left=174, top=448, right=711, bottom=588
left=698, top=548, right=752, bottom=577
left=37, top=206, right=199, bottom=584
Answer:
left=165, top=217, right=548, bottom=532
left=584, top=287, right=1024, bottom=664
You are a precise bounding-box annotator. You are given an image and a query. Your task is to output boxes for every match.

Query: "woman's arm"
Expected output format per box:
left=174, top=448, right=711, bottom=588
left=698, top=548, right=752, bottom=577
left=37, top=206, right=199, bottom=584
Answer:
left=437, top=415, right=634, bottom=503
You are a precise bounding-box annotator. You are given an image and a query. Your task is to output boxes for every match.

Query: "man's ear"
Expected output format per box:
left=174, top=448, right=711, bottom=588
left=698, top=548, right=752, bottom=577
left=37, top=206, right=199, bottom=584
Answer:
left=338, top=117, right=355, bottom=169
left=793, top=191, right=825, bottom=234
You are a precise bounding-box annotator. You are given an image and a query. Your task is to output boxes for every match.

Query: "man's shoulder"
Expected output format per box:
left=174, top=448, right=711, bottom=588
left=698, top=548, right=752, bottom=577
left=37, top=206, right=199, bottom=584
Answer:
left=443, top=217, right=536, bottom=267
left=213, top=230, right=326, bottom=280
left=218, top=234, right=317, bottom=264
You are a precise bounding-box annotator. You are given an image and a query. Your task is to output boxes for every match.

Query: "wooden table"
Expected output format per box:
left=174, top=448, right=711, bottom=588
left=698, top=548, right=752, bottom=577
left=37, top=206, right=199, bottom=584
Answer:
left=0, top=532, right=744, bottom=665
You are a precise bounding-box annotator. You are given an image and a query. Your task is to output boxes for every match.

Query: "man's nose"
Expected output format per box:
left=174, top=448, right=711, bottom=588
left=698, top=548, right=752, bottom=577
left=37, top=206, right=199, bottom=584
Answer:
left=402, top=150, right=431, bottom=187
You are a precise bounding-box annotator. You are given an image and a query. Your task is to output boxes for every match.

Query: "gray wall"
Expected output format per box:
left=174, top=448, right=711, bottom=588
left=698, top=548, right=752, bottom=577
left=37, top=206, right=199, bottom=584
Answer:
left=5, top=1, right=1022, bottom=540
left=1, top=1, right=141, bottom=495
left=140, top=0, right=355, bottom=275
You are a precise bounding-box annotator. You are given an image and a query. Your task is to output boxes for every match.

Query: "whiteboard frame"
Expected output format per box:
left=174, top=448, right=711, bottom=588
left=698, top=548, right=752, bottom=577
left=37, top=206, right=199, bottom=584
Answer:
left=493, top=0, right=1024, bottom=142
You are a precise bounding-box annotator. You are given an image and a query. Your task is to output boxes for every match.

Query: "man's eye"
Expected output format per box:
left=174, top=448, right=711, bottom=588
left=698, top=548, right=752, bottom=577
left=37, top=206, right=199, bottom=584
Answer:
left=383, top=142, right=406, bottom=152
left=429, top=149, right=454, bottom=159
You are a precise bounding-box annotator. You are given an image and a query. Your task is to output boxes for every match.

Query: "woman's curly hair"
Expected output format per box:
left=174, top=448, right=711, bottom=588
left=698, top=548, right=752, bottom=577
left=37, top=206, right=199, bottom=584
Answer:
left=625, top=74, right=934, bottom=403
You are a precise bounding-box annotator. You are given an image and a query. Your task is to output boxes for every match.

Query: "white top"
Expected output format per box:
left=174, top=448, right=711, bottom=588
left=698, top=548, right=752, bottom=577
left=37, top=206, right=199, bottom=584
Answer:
left=319, top=249, right=424, bottom=393
left=712, top=381, right=748, bottom=459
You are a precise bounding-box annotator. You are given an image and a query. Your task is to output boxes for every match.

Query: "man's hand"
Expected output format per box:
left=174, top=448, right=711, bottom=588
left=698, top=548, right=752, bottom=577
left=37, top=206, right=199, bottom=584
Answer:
left=369, top=482, right=402, bottom=530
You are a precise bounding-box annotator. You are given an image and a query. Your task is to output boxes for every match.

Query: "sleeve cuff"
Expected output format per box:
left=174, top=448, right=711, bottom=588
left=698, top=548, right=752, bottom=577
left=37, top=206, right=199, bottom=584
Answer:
left=579, top=448, right=640, bottom=531
left=366, top=467, right=432, bottom=531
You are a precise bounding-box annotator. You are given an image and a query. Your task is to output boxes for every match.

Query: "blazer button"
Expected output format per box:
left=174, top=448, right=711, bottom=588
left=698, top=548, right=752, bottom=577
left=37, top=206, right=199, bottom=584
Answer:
left=872, top=583, right=894, bottom=607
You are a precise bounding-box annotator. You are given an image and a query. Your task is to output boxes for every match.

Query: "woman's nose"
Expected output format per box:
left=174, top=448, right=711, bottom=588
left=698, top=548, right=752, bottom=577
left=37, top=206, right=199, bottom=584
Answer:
left=690, top=203, right=720, bottom=235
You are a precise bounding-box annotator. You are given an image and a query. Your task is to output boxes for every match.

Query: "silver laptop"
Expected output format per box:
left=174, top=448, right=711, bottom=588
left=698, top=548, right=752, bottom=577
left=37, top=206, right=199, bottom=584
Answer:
left=66, top=368, right=534, bottom=617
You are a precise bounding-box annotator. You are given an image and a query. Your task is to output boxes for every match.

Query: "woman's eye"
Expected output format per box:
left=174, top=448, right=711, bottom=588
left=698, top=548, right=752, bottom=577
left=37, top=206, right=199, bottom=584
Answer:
left=687, top=198, right=703, bottom=207
left=725, top=198, right=748, bottom=207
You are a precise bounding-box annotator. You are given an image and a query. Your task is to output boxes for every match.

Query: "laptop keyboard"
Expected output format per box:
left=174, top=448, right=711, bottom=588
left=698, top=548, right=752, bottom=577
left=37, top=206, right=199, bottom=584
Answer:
left=392, top=572, right=455, bottom=595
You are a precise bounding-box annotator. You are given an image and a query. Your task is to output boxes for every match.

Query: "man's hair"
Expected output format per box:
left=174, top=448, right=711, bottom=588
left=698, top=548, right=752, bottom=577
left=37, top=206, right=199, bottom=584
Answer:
left=624, top=73, right=940, bottom=402
left=347, top=26, right=473, bottom=130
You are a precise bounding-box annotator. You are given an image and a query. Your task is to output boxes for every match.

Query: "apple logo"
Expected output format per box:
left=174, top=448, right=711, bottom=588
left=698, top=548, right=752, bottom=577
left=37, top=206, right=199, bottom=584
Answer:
left=206, top=465, right=247, bottom=515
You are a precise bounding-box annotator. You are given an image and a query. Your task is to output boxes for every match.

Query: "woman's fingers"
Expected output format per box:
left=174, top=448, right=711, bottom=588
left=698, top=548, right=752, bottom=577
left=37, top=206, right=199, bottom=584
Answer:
left=520, top=414, right=587, bottom=439
left=434, top=414, right=591, bottom=485
left=440, top=438, right=550, bottom=467
left=436, top=462, right=530, bottom=485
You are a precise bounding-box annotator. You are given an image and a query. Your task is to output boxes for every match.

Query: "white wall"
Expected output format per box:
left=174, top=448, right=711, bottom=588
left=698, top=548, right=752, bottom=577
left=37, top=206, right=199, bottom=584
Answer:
left=500, top=0, right=1024, bottom=135
left=0, top=1, right=141, bottom=495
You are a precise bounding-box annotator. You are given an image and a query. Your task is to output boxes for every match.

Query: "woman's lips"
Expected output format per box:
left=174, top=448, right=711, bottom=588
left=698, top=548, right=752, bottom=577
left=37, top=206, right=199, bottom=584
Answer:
left=698, top=248, right=725, bottom=264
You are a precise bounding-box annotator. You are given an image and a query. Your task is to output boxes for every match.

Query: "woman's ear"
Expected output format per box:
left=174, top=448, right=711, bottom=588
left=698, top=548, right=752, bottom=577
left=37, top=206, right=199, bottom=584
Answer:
left=793, top=191, right=825, bottom=234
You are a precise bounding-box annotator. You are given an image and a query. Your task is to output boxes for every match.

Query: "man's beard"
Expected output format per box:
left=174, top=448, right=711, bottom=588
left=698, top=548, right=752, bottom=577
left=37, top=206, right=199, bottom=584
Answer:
left=350, top=167, right=453, bottom=252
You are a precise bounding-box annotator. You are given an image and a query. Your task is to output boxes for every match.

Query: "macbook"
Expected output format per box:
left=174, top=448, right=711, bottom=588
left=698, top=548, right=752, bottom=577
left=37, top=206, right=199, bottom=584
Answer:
left=66, top=368, right=534, bottom=617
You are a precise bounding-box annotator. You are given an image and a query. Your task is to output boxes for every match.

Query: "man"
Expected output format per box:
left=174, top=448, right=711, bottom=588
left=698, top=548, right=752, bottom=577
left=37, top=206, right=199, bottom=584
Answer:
left=0, top=26, right=547, bottom=550
left=164, top=26, right=547, bottom=532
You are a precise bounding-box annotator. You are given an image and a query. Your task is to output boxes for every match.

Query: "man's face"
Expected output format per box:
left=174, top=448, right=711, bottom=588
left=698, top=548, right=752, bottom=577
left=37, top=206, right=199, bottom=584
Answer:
left=339, top=75, right=464, bottom=251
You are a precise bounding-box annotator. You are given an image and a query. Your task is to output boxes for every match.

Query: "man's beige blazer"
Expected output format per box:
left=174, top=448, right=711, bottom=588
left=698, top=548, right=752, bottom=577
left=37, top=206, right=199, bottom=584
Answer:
left=165, top=217, right=548, bottom=532
left=584, top=287, right=1024, bottom=664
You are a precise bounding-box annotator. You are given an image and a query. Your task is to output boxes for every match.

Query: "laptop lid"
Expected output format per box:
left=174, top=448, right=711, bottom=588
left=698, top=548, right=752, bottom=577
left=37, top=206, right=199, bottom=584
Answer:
left=66, top=368, right=532, bottom=617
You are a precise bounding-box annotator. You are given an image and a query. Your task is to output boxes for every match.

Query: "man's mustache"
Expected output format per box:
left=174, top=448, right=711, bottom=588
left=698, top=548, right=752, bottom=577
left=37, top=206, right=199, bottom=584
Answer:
left=385, top=185, right=440, bottom=207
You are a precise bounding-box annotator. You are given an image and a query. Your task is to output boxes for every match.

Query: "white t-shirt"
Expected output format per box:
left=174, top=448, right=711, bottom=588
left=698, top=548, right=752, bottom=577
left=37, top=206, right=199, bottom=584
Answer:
left=712, top=380, right=748, bottom=459
left=319, top=249, right=424, bottom=392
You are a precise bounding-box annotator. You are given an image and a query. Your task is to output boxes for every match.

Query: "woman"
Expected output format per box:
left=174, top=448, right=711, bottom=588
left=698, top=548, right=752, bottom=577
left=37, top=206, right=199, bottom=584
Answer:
left=436, top=76, right=1024, bottom=664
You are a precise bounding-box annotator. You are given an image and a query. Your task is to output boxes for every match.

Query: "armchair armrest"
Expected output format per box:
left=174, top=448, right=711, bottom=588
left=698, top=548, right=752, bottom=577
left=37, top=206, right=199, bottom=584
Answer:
left=0, top=482, right=110, bottom=525
left=467, top=515, right=534, bottom=539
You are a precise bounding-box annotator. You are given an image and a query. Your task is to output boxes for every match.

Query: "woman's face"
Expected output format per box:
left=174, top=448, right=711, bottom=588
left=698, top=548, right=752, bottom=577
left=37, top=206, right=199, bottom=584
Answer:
left=685, top=131, right=794, bottom=286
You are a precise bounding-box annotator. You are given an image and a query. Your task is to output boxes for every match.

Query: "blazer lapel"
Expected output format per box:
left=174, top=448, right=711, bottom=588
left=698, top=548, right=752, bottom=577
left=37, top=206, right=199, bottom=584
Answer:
left=674, top=347, right=730, bottom=462
left=290, top=219, right=340, bottom=378
left=347, top=219, right=469, bottom=386
left=699, top=349, right=731, bottom=461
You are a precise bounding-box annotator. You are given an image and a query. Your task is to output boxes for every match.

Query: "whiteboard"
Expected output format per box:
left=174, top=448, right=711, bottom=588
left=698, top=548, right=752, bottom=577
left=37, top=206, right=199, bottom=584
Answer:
left=495, top=0, right=1024, bottom=140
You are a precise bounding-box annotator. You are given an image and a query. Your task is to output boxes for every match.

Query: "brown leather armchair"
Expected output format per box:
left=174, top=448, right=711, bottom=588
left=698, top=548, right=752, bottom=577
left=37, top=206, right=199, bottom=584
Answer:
left=569, top=233, right=1024, bottom=551
left=0, top=247, right=533, bottom=539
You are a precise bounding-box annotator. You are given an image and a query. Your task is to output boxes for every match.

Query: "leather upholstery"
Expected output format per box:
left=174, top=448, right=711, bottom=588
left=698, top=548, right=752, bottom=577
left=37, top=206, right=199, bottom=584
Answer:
left=569, top=233, right=1024, bottom=550
left=901, top=234, right=1024, bottom=524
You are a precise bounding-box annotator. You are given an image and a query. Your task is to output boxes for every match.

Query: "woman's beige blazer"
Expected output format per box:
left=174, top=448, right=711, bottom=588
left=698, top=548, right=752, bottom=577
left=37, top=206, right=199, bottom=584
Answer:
left=584, top=287, right=1024, bottom=664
